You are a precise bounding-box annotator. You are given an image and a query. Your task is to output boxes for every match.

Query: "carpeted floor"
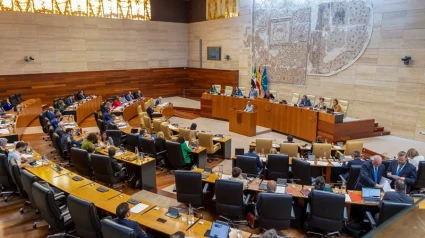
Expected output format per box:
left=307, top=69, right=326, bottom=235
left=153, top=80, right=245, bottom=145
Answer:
left=131, top=190, right=180, bottom=207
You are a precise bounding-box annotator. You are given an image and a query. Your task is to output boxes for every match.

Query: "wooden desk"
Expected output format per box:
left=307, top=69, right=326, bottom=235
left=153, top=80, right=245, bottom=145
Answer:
left=229, top=109, right=256, bottom=137
left=154, top=103, right=174, bottom=120
left=64, top=96, right=103, bottom=124
left=1, top=98, right=42, bottom=142
left=192, top=147, right=208, bottom=169
left=134, top=206, right=191, bottom=235
left=112, top=99, right=145, bottom=122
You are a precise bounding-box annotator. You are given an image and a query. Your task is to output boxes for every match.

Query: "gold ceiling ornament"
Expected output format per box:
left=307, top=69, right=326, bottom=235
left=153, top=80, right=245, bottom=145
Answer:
left=207, top=0, right=239, bottom=21
left=0, top=0, right=151, bottom=20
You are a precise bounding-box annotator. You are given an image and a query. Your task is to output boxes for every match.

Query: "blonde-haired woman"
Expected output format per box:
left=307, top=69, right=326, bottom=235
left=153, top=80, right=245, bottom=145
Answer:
left=407, top=148, right=424, bottom=171
left=155, top=131, right=166, bottom=152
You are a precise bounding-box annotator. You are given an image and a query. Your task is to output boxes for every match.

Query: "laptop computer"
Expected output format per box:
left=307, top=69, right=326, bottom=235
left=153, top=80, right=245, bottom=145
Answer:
left=208, top=221, right=230, bottom=238
left=165, top=207, right=180, bottom=218
left=202, top=167, right=213, bottom=179
left=362, top=187, right=381, bottom=204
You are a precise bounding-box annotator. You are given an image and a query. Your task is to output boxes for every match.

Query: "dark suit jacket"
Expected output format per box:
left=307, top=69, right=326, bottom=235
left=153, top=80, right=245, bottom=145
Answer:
left=113, top=218, right=147, bottom=238
left=125, top=94, right=134, bottom=101
left=134, top=92, right=143, bottom=99
left=155, top=99, right=160, bottom=106
left=380, top=191, right=414, bottom=208
left=342, top=158, right=365, bottom=168
left=360, top=161, right=386, bottom=187
left=3, top=103, right=14, bottom=111
left=46, top=111, right=55, bottom=121
left=0, top=147, right=8, bottom=155
left=65, top=97, right=74, bottom=106
left=387, top=161, right=417, bottom=193
left=146, top=107, right=154, bottom=120
left=75, top=93, right=85, bottom=100
left=109, top=156, right=123, bottom=173
left=299, top=99, right=312, bottom=107
left=154, top=138, right=166, bottom=153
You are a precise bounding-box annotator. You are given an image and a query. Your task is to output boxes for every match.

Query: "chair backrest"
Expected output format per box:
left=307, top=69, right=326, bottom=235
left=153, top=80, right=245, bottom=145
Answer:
left=213, top=85, right=221, bottom=94
left=224, top=86, right=233, bottom=96
left=165, top=141, right=186, bottom=168
left=306, top=95, right=316, bottom=105
left=256, top=138, right=272, bottom=154
left=175, top=171, right=203, bottom=206
left=143, top=102, right=151, bottom=112
left=138, top=113, right=146, bottom=128
left=101, top=219, right=136, bottom=238
left=9, top=158, right=27, bottom=197
left=279, top=143, right=298, bottom=157
left=239, top=87, right=246, bottom=96
left=15, top=93, right=22, bottom=103
left=266, top=154, right=289, bottom=180
left=126, top=133, right=140, bottom=153
left=309, top=190, right=345, bottom=232
left=312, top=143, right=332, bottom=159
left=97, top=119, right=105, bottom=134
left=32, top=182, right=65, bottom=229
left=346, top=165, right=362, bottom=190
left=377, top=201, right=412, bottom=226
left=106, top=130, right=122, bottom=147
left=153, top=119, right=163, bottom=133
left=67, top=195, right=102, bottom=238
left=269, top=90, right=278, bottom=100
left=198, top=132, right=214, bottom=153
left=141, top=137, right=156, bottom=156
left=416, top=161, right=425, bottom=188
left=9, top=94, right=18, bottom=105
left=215, top=179, right=244, bottom=217
left=90, top=154, right=119, bottom=185
left=20, top=169, right=38, bottom=208
left=70, top=148, right=93, bottom=178
left=344, top=141, right=363, bottom=156
left=39, top=113, right=48, bottom=133
left=53, top=132, right=67, bottom=159
left=143, top=116, right=153, bottom=134
left=339, top=100, right=349, bottom=115
left=93, top=111, right=99, bottom=122
left=236, top=155, right=258, bottom=177
left=382, top=160, right=391, bottom=171
left=0, top=153, right=13, bottom=187
left=137, top=105, right=142, bottom=114
left=323, top=97, right=332, bottom=108
left=292, top=158, right=311, bottom=185
left=179, top=128, right=192, bottom=142
left=160, top=122, right=173, bottom=141
left=258, top=193, right=292, bottom=230
left=291, top=93, right=300, bottom=104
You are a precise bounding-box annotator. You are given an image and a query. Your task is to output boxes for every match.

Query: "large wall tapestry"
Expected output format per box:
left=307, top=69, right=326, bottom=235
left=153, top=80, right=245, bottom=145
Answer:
left=251, top=0, right=373, bottom=85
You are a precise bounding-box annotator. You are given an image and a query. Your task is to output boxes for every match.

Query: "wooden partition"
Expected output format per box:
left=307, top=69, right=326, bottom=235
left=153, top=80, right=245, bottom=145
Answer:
left=0, top=68, right=238, bottom=105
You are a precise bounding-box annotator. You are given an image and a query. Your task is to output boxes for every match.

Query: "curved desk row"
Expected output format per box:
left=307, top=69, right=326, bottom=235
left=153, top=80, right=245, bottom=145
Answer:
left=64, top=96, right=103, bottom=124
left=1, top=98, right=42, bottom=142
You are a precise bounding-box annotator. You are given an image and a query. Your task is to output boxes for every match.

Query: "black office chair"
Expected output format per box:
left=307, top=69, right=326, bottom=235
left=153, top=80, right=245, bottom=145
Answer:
left=8, top=158, right=30, bottom=212
left=126, top=133, right=140, bottom=153
left=48, top=125, right=58, bottom=157
left=32, top=182, right=76, bottom=237
left=266, top=154, right=289, bottom=180
left=39, top=112, right=50, bottom=141
left=411, top=161, right=425, bottom=194
left=90, top=154, right=125, bottom=189
left=0, top=153, right=17, bottom=201
left=215, top=179, right=249, bottom=224
left=15, top=93, right=22, bottom=104
left=256, top=193, right=293, bottom=230
left=67, top=195, right=103, bottom=238
left=165, top=141, right=190, bottom=173
left=382, top=160, right=391, bottom=171
left=141, top=137, right=166, bottom=170
left=236, top=155, right=262, bottom=178
left=292, top=158, right=313, bottom=185
left=306, top=190, right=347, bottom=237
left=53, top=132, right=71, bottom=166
left=97, top=119, right=105, bottom=134
left=70, top=148, right=93, bottom=179
left=101, top=219, right=136, bottom=238
left=175, top=171, right=208, bottom=208
left=93, top=111, right=99, bottom=122
left=365, top=201, right=411, bottom=229
left=106, top=130, right=123, bottom=147
left=9, top=94, right=18, bottom=105
left=20, top=170, right=40, bottom=215
left=344, top=165, right=362, bottom=191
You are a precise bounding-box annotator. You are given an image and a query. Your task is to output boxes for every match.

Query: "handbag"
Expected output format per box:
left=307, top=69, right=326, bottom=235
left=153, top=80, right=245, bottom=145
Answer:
left=246, top=212, right=259, bottom=229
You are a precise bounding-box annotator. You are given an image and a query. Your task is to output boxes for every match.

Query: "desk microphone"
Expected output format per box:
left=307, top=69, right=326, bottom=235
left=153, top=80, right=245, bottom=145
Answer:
left=106, top=190, right=123, bottom=201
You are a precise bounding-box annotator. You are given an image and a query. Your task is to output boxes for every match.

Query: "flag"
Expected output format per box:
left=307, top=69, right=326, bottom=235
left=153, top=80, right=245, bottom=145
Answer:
left=251, top=66, right=257, bottom=89
left=256, top=66, right=262, bottom=95
left=261, top=66, right=268, bottom=93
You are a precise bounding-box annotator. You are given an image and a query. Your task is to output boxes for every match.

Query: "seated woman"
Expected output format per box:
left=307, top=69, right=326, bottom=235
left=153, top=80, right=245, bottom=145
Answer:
left=210, top=85, right=217, bottom=94
left=57, top=100, right=66, bottom=113
left=189, top=123, right=198, bottom=141
left=99, top=132, right=114, bottom=146
left=263, top=90, right=275, bottom=100
left=332, top=99, right=343, bottom=113
left=308, top=176, right=333, bottom=202
left=112, top=96, right=122, bottom=108
left=234, top=87, right=243, bottom=97
left=81, top=133, right=100, bottom=152
left=315, top=97, right=326, bottom=109
left=177, top=136, right=193, bottom=165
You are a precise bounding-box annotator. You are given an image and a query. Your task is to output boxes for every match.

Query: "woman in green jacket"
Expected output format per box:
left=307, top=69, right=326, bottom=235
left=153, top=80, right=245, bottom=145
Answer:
left=177, top=136, right=192, bottom=164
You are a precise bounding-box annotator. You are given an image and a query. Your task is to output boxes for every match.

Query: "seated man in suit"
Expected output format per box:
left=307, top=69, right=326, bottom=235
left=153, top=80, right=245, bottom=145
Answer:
left=248, top=86, right=258, bottom=98
left=360, top=155, right=386, bottom=189
left=0, top=138, right=9, bottom=155
left=283, top=135, right=294, bottom=143
left=46, top=106, right=55, bottom=121
left=2, top=98, right=14, bottom=111
left=341, top=150, right=365, bottom=180
left=61, top=128, right=83, bottom=151
left=155, top=96, right=162, bottom=106
left=125, top=91, right=134, bottom=101
left=244, top=100, right=254, bottom=113
left=244, top=147, right=263, bottom=173
left=75, top=90, right=86, bottom=100
left=119, top=94, right=128, bottom=103
left=387, top=151, right=417, bottom=193
left=299, top=95, right=312, bottom=107
left=255, top=180, right=277, bottom=214
left=134, top=90, right=143, bottom=99
left=105, top=114, right=117, bottom=130
left=108, top=147, right=131, bottom=179
left=113, top=202, right=151, bottom=238
left=65, top=94, right=74, bottom=106
left=55, top=121, right=66, bottom=138
left=379, top=179, right=414, bottom=208
left=50, top=114, right=61, bottom=129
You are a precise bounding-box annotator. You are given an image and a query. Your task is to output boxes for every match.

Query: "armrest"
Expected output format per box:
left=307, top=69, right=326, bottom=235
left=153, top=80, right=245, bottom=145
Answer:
left=365, top=211, right=377, bottom=229
left=212, top=194, right=216, bottom=201
left=244, top=194, right=251, bottom=205
left=343, top=207, right=348, bottom=220
left=257, top=168, right=263, bottom=178
left=291, top=207, right=295, bottom=219
left=54, top=192, right=65, bottom=198
left=254, top=203, right=259, bottom=217
left=54, top=194, right=66, bottom=201
left=202, top=183, right=209, bottom=194
left=306, top=203, right=311, bottom=214
left=157, top=150, right=167, bottom=155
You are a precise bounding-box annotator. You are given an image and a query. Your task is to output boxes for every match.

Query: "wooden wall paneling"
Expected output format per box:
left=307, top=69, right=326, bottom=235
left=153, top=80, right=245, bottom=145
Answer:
left=186, top=68, right=239, bottom=98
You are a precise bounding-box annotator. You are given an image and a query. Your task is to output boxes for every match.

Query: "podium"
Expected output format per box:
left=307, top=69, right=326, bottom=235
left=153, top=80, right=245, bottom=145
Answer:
left=229, top=109, right=256, bottom=137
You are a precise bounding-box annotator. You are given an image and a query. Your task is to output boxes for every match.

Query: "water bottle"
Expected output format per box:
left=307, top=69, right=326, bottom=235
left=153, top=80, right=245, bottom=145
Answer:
left=188, top=205, right=194, bottom=225
left=27, top=142, right=33, bottom=153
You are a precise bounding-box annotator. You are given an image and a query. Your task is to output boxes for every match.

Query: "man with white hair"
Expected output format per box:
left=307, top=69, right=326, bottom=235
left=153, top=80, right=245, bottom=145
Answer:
left=55, top=121, right=66, bottom=138
left=0, top=138, right=8, bottom=154
left=155, top=96, right=162, bottom=107
left=360, top=155, right=386, bottom=188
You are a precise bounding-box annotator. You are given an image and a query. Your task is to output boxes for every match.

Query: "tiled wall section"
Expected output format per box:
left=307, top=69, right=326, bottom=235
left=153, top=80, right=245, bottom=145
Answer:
left=188, top=0, right=425, bottom=142
left=0, top=11, right=188, bottom=74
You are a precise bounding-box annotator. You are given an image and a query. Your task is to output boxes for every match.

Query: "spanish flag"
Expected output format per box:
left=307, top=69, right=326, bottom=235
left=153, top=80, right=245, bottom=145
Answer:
left=256, top=66, right=262, bottom=95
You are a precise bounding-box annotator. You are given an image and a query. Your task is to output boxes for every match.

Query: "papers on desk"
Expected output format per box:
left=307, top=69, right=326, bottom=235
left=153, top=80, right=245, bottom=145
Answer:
left=168, top=125, right=177, bottom=130
left=344, top=155, right=353, bottom=160
left=213, top=137, right=221, bottom=141
left=115, top=151, right=125, bottom=157
left=220, top=174, right=231, bottom=180
left=345, top=194, right=352, bottom=202
left=331, top=162, right=342, bottom=167
left=380, top=177, right=394, bottom=193
left=7, top=143, right=14, bottom=147
left=0, top=129, right=10, bottom=134
left=158, top=102, right=169, bottom=107
left=316, top=161, right=329, bottom=166
left=272, top=143, right=280, bottom=148
left=276, top=186, right=286, bottom=194
left=64, top=125, right=75, bottom=129
left=307, top=161, right=315, bottom=165
left=22, top=154, right=33, bottom=159
left=117, top=123, right=127, bottom=128
left=130, top=203, right=149, bottom=213
left=114, top=106, right=124, bottom=111
left=333, top=145, right=342, bottom=150
left=304, top=146, right=312, bottom=150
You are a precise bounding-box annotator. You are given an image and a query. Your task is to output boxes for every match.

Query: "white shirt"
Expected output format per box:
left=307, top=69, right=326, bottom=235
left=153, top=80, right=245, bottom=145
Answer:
left=409, top=156, right=424, bottom=170
left=8, top=150, right=21, bottom=165
left=244, top=104, right=253, bottom=113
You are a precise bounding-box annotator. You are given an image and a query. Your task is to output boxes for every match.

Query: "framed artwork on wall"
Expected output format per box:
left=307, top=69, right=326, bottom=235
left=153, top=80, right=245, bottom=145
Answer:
left=207, top=47, right=221, bottom=60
